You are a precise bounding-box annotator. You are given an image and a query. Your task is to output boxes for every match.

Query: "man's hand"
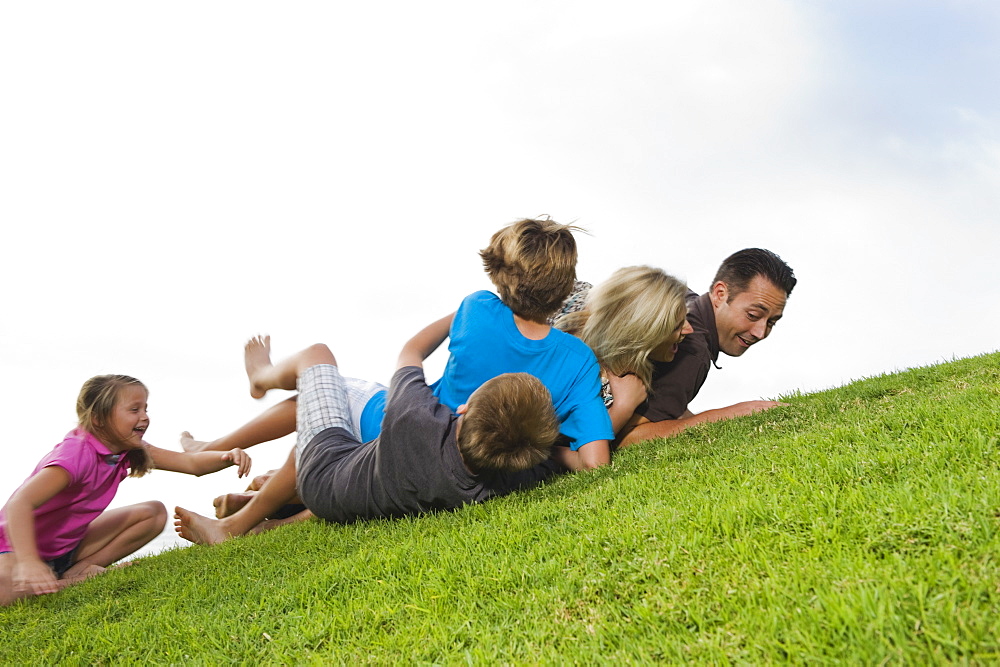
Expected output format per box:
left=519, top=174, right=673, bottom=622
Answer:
left=722, top=400, right=788, bottom=418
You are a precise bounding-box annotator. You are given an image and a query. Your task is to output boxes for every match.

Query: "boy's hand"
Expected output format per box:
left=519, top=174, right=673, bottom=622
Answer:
left=13, top=559, right=59, bottom=596
left=222, top=449, right=252, bottom=478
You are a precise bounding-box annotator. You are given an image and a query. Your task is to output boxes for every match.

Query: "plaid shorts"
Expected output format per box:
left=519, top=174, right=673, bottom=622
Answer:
left=343, top=376, right=388, bottom=439
left=296, top=364, right=353, bottom=463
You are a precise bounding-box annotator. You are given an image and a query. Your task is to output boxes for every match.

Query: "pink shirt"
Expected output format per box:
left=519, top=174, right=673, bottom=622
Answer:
left=0, top=429, right=131, bottom=560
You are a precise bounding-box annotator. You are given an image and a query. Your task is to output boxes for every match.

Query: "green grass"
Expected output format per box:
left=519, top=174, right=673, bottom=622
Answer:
left=4, top=352, right=1000, bottom=664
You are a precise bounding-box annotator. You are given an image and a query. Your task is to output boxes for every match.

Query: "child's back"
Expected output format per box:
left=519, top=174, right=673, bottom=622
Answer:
left=431, top=218, right=614, bottom=467
left=432, top=290, right=611, bottom=450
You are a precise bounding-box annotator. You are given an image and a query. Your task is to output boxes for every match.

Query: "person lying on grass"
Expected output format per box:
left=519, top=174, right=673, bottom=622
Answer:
left=617, top=248, right=797, bottom=446
left=197, top=265, right=704, bottom=523
left=181, top=217, right=614, bottom=471
left=174, top=336, right=561, bottom=544
left=0, top=375, right=250, bottom=606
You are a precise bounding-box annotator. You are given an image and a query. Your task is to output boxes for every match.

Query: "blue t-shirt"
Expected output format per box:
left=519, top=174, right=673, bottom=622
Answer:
left=431, top=291, right=613, bottom=450
left=359, top=390, right=387, bottom=442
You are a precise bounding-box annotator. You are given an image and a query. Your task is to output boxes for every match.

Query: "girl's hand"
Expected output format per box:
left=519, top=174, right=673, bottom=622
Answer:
left=13, top=559, right=59, bottom=597
left=223, top=448, right=252, bottom=478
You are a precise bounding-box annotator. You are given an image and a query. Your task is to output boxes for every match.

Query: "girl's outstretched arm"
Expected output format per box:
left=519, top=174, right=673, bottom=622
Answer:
left=3, top=466, right=71, bottom=597
left=144, top=444, right=252, bottom=478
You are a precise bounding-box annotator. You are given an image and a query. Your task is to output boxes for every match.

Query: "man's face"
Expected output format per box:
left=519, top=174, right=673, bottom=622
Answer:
left=711, top=275, right=787, bottom=357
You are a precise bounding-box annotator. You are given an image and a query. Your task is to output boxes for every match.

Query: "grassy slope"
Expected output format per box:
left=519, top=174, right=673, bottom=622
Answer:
left=3, top=352, right=999, bottom=663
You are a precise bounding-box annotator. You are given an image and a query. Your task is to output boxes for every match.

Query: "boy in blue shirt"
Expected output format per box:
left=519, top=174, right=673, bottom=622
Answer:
left=177, top=218, right=612, bottom=538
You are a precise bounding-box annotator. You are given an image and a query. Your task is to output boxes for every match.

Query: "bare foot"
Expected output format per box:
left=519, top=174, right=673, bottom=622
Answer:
left=174, top=506, right=237, bottom=546
left=248, top=470, right=278, bottom=492
left=213, top=492, right=254, bottom=518
left=180, top=430, right=210, bottom=453
left=59, top=562, right=107, bottom=587
left=244, top=335, right=273, bottom=399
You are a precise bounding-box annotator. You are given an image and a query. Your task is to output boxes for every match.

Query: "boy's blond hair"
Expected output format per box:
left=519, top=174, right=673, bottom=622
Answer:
left=556, top=266, right=688, bottom=389
left=77, top=374, right=153, bottom=477
left=457, top=373, right=560, bottom=473
left=479, top=218, right=580, bottom=322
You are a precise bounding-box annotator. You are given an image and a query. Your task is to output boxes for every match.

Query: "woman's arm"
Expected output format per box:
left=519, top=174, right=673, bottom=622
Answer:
left=605, top=372, right=648, bottom=436
left=397, top=313, right=454, bottom=369
left=4, top=466, right=71, bottom=595
left=144, top=444, right=251, bottom=478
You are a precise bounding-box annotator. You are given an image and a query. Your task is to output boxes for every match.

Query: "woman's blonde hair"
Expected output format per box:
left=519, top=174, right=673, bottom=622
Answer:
left=557, top=266, right=688, bottom=389
left=76, top=374, right=153, bottom=477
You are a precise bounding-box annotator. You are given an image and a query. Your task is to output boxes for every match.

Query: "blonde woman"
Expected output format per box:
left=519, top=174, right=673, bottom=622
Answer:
left=553, top=266, right=693, bottom=440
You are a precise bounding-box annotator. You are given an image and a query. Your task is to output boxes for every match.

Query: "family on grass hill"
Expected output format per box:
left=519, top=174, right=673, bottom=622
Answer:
left=1, top=219, right=795, bottom=606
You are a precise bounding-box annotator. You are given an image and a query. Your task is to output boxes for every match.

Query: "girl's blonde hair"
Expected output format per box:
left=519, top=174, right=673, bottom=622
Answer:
left=76, top=375, right=153, bottom=477
left=557, top=266, right=688, bottom=389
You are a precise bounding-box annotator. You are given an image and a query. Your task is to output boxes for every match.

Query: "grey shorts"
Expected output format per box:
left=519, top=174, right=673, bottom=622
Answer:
left=1, top=547, right=78, bottom=578
left=295, top=364, right=353, bottom=464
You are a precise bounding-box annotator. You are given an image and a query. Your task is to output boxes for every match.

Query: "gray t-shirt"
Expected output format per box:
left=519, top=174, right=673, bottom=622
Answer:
left=297, top=365, right=562, bottom=523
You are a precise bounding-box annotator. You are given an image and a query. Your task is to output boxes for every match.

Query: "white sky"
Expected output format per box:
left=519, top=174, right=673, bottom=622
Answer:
left=2, top=1, right=999, bottom=556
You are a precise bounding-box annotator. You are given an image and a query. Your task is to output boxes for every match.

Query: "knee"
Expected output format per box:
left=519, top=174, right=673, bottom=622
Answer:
left=303, top=343, right=336, bottom=367
left=141, top=500, right=168, bottom=532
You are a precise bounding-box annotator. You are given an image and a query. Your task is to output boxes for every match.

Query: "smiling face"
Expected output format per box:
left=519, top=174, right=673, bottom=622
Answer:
left=649, top=317, right=695, bottom=363
left=105, top=384, right=150, bottom=451
left=711, top=275, right=787, bottom=357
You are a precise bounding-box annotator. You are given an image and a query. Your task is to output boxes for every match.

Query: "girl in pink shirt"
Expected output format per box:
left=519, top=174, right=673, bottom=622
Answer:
left=0, top=374, right=252, bottom=606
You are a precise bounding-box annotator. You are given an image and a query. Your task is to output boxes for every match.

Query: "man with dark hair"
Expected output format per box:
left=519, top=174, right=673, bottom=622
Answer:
left=618, top=248, right=796, bottom=446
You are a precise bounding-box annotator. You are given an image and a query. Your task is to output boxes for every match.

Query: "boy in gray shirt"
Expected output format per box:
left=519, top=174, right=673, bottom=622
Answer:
left=174, top=335, right=561, bottom=542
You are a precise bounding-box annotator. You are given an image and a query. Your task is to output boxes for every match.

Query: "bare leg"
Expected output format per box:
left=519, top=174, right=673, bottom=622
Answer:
left=245, top=337, right=337, bottom=398
left=59, top=500, right=167, bottom=584
left=247, top=509, right=313, bottom=535
left=214, top=469, right=302, bottom=518
left=181, top=333, right=337, bottom=452
left=180, top=398, right=297, bottom=453
left=175, top=449, right=301, bottom=545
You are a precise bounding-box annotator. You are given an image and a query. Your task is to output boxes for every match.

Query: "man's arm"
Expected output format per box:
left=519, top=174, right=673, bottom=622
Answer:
left=397, top=313, right=454, bottom=370
left=617, top=400, right=785, bottom=447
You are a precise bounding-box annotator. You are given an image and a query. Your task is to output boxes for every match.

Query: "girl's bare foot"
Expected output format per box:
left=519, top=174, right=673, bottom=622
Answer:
left=59, top=562, right=107, bottom=587
left=180, top=431, right=210, bottom=453
left=174, top=507, right=236, bottom=546
left=245, top=335, right=273, bottom=399
left=213, top=492, right=254, bottom=518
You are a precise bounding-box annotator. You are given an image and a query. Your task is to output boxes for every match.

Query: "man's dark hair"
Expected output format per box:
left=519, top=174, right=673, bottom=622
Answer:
left=713, top=248, right=796, bottom=299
